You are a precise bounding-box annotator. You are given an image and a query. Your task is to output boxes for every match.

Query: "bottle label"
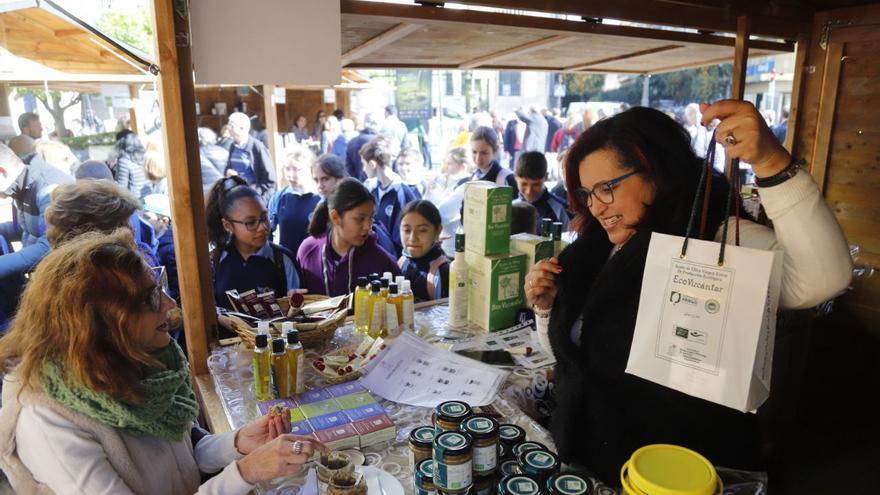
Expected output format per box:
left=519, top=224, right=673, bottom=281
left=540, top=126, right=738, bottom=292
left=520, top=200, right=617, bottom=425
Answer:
left=386, top=302, right=399, bottom=331
left=402, top=298, right=414, bottom=329
left=434, top=458, right=472, bottom=490
left=294, top=352, right=304, bottom=394
left=473, top=444, right=497, bottom=473
left=448, top=269, right=468, bottom=327
left=369, top=300, right=384, bottom=336
left=355, top=292, right=369, bottom=327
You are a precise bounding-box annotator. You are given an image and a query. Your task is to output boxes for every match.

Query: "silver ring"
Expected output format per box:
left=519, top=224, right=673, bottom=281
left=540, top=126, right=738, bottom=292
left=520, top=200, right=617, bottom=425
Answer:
left=292, top=440, right=303, bottom=455
left=724, top=134, right=737, bottom=146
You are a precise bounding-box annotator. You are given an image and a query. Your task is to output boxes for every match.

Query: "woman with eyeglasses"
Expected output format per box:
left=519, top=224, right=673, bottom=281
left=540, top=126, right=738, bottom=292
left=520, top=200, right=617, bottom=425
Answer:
left=0, top=231, right=327, bottom=494
left=206, top=176, right=301, bottom=316
left=524, top=102, right=851, bottom=483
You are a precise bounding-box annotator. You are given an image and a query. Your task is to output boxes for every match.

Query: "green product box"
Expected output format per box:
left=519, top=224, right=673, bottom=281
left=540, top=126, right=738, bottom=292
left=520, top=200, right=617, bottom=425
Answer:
left=465, top=250, right=527, bottom=331
left=463, top=182, right=512, bottom=256
left=334, top=391, right=377, bottom=410
left=289, top=407, right=306, bottom=423
left=510, top=233, right=554, bottom=269
left=299, top=398, right=342, bottom=418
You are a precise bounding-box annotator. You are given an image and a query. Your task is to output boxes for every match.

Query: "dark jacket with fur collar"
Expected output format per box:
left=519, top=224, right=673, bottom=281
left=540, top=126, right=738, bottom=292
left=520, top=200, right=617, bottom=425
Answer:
left=548, top=176, right=761, bottom=483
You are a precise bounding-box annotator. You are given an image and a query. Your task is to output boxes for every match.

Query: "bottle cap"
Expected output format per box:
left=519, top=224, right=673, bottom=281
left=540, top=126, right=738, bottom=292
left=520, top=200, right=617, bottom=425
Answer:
left=401, top=280, right=411, bottom=293
left=389, top=283, right=399, bottom=295
left=357, top=276, right=368, bottom=287
left=455, top=233, right=465, bottom=252
left=551, top=222, right=562, bottom=241
left=541, top=218, right=553, bottom=237
left=286, top=329, right=300, bottom=344
left=369, top=273, right=380, bottom=282
left=255, top=333, right=269, bottom=348
left=395, top=275, right=405, bottom=287
left=257, top=321, right=270, bottom=334
left=370, top=280, right=382, bottom=292
left=281, top=321, right=294, bottom=333
left=382, top=271, right=393, bottom=281
left=380, top=278, right=389, bottom=288
left=272, top=338, right=285, bottom=353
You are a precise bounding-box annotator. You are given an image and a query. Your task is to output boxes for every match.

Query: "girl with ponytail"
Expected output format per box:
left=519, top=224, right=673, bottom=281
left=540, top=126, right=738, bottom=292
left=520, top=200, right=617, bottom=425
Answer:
left=297, top=178, right=399, bottom=296
left=205, top=176, right=300, bottom=315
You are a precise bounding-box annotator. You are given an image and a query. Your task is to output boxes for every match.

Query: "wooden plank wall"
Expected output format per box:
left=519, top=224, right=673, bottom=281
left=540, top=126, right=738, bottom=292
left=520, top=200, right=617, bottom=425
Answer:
left=793, top=4, right=880, bottom=328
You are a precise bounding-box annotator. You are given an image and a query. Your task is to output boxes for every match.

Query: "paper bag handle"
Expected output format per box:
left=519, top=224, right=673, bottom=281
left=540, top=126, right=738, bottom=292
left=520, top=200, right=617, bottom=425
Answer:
left=680, top=131, right=741, bottom=266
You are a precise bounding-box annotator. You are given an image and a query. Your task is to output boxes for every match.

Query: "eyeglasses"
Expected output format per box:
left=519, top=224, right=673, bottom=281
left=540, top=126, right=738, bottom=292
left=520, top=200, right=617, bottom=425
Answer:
left=144, top=266, right=169, bottom=312
left=226, top=212, right=270, bottom=231
left=573, top=171, right=638, bottom=208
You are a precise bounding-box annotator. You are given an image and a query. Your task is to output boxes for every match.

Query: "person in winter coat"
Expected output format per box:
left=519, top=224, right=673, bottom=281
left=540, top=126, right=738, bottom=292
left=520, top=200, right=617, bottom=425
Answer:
left=224, top=112, right=276, bottom=205
left=112, top=130, right=148, bottom=197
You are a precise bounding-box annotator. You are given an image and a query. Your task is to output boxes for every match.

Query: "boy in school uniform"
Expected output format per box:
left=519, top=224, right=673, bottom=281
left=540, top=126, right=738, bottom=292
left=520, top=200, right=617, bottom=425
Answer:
left=514, top=151, right=570, bottom=233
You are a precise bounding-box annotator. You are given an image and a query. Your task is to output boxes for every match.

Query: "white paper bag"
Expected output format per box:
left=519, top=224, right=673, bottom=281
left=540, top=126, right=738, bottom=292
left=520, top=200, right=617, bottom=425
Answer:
left=626, top=232, right=783, bottom=412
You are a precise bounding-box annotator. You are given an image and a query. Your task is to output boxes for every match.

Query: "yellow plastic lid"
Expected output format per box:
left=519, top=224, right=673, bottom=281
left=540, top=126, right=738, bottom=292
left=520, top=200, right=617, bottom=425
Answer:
left=623, top=444, right=718, bottom=495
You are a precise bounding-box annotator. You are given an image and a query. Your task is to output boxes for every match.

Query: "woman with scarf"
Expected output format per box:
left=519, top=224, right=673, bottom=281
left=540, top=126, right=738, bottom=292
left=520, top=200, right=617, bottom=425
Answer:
left=524, top=101, right=851, bottom=483
left=0, top=231, right=327, bottom=494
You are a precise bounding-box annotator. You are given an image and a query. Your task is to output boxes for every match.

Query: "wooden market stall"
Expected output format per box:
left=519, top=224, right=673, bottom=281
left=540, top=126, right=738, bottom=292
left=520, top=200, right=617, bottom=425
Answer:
left=146, top=0, right=879, bottom=485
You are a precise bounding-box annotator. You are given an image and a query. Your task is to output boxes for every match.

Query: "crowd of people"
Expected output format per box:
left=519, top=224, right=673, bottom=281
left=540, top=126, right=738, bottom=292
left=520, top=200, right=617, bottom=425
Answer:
left=0, top=97, right=851, bottom=493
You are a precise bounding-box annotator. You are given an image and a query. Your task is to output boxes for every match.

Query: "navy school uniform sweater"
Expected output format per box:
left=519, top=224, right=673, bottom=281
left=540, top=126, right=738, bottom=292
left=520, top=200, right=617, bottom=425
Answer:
left=212, top=242, right=300, bottom=312
left=370, top=178, right=421, bottom=258
left=518, top=187, right=571, bottom=233
left=268, top=187, right=321, bottom=258
left=398, top=243, right=450, bottom=302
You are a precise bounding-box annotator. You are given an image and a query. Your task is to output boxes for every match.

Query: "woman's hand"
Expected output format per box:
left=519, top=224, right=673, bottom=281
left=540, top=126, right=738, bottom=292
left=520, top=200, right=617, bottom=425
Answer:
left=700, top=100, right=791, bottom=177
left=235, top=409, right=292, bottom=455
left=237, top=435, right=329, bottom=484
left=525, top=257, right=562, bottom=311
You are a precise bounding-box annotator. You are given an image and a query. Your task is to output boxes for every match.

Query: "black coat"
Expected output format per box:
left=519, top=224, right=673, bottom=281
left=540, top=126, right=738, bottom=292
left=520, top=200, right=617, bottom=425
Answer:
left=548, top=177, right=761, bottom=484
left=225, top=137, right=276, bottom=205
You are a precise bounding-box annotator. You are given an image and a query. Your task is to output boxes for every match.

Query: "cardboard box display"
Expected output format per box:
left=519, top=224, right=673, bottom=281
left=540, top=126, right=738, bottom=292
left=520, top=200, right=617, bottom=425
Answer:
left=463, top=182, right=512, bottom=256
left=334, top=391, right=377, bottom=410
left=257, top=398, right=296, bottom=416
left=290, top=420, right=314, bottom=436
left=510, top=233, right=554, bottom=268
left=295, top=388, right=333, bottom=405
left=313, top=423, right=361, bottom=451
left=351, top=414, right=396, bottom=448
left=299, top=398, right=342, bottom=418
left=326, top=381, right=366, bottom=397
left=343, top=403, right=386, bottom=422
left=465, top=250, right=527, bottom=331
left=289, top=407, right=306, bottom=423
left=308, top=411, right=350, bottom=431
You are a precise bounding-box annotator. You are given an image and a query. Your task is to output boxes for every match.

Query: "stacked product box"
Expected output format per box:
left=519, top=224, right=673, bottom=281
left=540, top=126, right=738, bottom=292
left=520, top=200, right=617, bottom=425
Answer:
left=462, top=182, right=526, bottom=331
left=257, top=382, right=395, bottom=450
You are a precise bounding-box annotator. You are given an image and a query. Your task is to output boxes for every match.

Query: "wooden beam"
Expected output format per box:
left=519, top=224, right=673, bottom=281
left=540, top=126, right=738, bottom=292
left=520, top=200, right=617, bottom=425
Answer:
left=54, top=28, right=82, bottom=37
left=341, top=22, right=423, bottom=66
left=809, top=41, right=844, bottom=194
left=458, top=35, right=574, bottom=69
left=128, top=84, right=140, bottom=135
left=0, top=83, right=10, bottom=117
left=564, top=44, right=683, bottom=71
left=150, top=0, right=216, bottom=376
left=727, top=15, right=750, bottom=178
left=784, top=35, right=809, bottom=153
left=341, top=1, right=793, bottom=52
left=444, top=0, right=811, bottom=39
left=262, top=84, right=279, bottom=171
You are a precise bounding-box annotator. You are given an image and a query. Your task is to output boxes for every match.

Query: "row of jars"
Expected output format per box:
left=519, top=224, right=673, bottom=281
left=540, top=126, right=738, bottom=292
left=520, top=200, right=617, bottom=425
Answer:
left=409, top=400, right=594, bottom=495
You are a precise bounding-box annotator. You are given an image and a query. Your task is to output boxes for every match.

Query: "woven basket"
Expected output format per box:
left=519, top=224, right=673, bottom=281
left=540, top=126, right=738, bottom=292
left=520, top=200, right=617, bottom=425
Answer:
left=217, top=295, right=349, bottom=349
left=311, top=344, right=363, bottom=384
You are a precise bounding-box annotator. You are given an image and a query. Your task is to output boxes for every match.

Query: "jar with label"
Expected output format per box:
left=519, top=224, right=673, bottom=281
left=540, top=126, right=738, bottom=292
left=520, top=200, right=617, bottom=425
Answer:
left=510, top=441, right=547, bottom=460
left=460, top=415, right=499, bottom=477
left=545, top=473, right=593, bottom=495
left=409, top=426, right=436, bottom=472
left=414, top=459, right=436, bottom=495
left=432, top=431, right=473, bottom=495
left=498, top=424, right=526, bottom=451
left=500, top=459, right=522, bottom=478
left=471, top=475, right=494, bottom=495
left=434, top=401, right=472, bottom=433
left=517, top=449, right=560, bottom=482
left=497, top=474, right=542, bottom=495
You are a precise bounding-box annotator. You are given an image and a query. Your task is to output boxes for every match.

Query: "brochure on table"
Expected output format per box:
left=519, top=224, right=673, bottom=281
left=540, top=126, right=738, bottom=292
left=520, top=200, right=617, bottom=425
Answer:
left=448, top=320, right=556, bottom=369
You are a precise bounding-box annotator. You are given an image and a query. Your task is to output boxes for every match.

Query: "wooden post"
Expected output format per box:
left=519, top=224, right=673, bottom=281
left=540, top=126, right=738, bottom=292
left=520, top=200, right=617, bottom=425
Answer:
left=128, top=84, right=140, bottom=135
left=785, top=35, right=810, bottom=153
left=0, top=83, right=10, bottom=117
left=728, top=15, right=751, bottom=178
left=262, top=84, right=280, bottom=170
left=151, top=0, right=216, bottom=375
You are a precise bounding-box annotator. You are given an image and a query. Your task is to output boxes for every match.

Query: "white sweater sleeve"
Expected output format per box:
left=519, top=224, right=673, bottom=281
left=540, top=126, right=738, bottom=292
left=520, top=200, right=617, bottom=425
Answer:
left=16, top=405, right=137, bottom=495
left=715, top=170, right=852, bottom=310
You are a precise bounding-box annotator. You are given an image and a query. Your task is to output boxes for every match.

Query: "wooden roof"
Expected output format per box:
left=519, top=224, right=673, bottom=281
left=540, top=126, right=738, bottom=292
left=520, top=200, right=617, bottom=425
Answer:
left=0, top=0, right=156, bottom=77
left=339, top=1, right=793, bottom=74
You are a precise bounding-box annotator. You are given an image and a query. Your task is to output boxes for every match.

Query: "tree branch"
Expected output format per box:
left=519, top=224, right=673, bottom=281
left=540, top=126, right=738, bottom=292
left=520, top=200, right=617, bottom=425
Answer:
left=61, top=93, right=82, bottom=111
left=35, top=94, right=52, bottom=113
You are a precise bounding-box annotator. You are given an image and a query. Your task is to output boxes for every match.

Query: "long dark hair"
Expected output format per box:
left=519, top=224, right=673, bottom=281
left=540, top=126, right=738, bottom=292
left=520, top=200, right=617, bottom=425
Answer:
left=307, top=177, right=374, bottom=237
left=563, top=106, right=734, bottom=239
left=314, top=153, right=347, bottom=179
left=205, top=176, right=262, bottom=248
left=115, top=131, right=145, bottom=163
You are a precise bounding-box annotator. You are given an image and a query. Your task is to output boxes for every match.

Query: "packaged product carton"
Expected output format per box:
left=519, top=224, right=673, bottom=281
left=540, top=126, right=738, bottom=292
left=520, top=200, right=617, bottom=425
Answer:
left=351, top=414, right=396, bottom=448
left=510, top=233, right=554, bottom=269
left=464, top=182, right=512, bottom=256
left=465, top=250, right=527, bottom=331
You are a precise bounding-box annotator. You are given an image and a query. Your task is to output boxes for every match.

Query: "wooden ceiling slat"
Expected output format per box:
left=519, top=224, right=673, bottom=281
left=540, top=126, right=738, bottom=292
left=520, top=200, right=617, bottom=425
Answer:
left=564, top=44, right=683, bottom=71
left=341, top=22, right=424, bottom=66
left=458, top=34, right=576, bottom=69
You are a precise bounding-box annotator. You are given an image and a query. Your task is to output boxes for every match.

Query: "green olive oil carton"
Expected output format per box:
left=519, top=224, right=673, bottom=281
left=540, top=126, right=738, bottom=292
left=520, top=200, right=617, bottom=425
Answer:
left=465, top=250, right=526, bottom=331
left=510, top=233, right=554, bottom=269
left=463, top=182, right=512, bottom=256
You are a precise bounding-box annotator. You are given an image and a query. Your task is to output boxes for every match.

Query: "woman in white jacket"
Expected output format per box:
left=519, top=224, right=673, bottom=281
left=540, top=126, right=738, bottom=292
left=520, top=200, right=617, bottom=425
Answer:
left=0, top=230, right=327, bottom=495
left=523, top=101, right=851, bottom=483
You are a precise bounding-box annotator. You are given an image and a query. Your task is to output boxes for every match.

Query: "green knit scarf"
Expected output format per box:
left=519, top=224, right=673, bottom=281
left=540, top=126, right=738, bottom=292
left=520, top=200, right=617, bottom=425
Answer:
left=40, top=340, right=200, bottom=442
